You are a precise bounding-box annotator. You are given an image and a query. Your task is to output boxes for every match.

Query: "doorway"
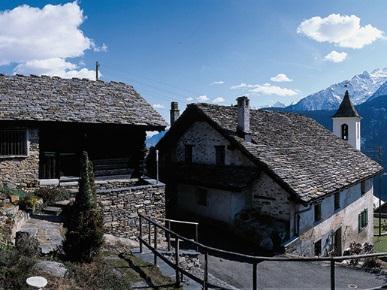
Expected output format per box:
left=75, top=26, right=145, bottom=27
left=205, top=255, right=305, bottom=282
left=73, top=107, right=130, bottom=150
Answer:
left=334, top=227, right=342, bottom=256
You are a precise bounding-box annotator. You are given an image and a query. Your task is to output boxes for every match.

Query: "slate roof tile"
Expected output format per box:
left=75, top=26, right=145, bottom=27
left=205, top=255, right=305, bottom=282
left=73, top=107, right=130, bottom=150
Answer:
left=192, top=103, right=382, bottom=202
left=0, top=74, right=166, bottom=127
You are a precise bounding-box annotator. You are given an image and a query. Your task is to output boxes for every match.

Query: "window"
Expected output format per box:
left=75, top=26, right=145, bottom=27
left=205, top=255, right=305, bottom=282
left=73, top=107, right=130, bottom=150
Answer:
left=334, top=192, right=340, bottom=210
left=184, top=145, right=193, bottom=164
left=314, top=203, right=321, bottom=222
left=314, top=240, right=322, bottom=256
left=197, top=188, right=208, bottom=206
left=358, top=209, right=368, bottom=232
left=0, top=129, right=27, bottom=157
left=215, top=145, right=225, bottom=166
left=341, top=124, right=348, bottom=140
left=361, top=181, right=366, bottom=195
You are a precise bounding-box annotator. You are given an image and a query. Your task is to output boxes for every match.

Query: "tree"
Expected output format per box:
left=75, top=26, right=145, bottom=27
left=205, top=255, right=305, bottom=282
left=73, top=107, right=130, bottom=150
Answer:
left=63, top=151, right=103, bottom=262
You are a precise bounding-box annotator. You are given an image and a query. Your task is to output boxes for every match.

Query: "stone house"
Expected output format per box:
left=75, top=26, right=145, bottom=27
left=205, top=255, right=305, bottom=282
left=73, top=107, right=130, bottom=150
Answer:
left=0, top=74, right=166, bottom=187
left=157, top=93, right=382, bottom=256
left=0, top=74, right=168, bottom=239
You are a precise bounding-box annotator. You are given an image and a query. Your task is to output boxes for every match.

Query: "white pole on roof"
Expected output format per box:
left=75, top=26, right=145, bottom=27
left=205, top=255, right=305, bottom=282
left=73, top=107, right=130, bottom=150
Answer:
left=156, top=149, right=159, bottom=184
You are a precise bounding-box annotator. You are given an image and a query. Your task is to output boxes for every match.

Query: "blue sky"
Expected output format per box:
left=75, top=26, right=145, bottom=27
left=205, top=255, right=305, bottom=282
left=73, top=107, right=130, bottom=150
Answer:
left=1, top=1, right=387, bottom=121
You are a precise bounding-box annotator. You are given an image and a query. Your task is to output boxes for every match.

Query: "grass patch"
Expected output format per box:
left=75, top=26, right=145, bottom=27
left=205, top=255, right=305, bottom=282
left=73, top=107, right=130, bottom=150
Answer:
left=374, top=235, right=387, bottom=253
left=120, top=252, right=182, bottom=289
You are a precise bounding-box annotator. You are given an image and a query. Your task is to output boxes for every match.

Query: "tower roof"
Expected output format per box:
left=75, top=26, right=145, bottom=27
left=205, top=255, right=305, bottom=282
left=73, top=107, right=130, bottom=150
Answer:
left=332, top=90, right=360, bottom=118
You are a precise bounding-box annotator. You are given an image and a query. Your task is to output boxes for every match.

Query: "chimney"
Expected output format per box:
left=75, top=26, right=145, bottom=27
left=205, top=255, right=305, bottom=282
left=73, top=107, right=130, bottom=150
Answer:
left=170, top=101, right=180, bottom=126
left=236, top=96, right=251, bottom=142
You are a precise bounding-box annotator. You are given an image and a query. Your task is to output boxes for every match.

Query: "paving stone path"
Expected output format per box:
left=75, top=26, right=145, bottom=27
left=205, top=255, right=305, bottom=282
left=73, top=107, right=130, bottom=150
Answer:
left=19, top=213, right=64, bottom=254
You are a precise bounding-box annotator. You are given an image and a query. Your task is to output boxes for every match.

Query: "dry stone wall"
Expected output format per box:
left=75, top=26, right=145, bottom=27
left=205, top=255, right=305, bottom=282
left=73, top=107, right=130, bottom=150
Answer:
left=97, top=182, right=165, bottom=239
left=0, top=128, right=39, bottom=188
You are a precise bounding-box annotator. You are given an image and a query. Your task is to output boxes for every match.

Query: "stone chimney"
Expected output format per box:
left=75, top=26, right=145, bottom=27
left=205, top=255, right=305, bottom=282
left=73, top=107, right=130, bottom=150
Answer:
left=236, top=96, right=251, bottom=142
left=170, top=101, right=180, bottom=126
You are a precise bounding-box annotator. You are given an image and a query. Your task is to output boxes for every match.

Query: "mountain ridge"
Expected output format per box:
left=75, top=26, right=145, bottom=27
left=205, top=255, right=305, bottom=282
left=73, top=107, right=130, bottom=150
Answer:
left=287, top=68, right=387, bottom=111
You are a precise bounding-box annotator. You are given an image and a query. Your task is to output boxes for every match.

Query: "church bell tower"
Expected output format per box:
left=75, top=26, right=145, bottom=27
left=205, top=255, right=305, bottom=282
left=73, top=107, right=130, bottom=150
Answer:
left=332, top=90, right=361, bottom=150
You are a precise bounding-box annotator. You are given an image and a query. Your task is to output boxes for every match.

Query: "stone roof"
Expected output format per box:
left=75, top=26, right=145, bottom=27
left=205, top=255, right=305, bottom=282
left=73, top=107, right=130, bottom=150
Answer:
left=166, top=164, right=259, bottom=191
left=332, top=90, right=360, bottom=118
left=161, top=103, right=382, bottom=203
left=0, top=74, right=166, bottom=128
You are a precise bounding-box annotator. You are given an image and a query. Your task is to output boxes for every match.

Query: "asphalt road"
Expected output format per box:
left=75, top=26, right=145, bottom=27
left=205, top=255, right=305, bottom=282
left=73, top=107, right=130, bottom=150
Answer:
left=200, top=254, right=387, bottom=290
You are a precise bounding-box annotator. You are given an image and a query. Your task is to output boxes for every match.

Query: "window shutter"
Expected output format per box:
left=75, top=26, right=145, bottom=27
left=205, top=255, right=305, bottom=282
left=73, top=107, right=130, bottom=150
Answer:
left=358, top=213, right=361, bottom=232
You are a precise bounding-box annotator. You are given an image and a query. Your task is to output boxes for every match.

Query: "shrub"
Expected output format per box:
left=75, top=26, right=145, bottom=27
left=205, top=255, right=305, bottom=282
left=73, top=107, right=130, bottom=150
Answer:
left=34, top=187, right=71, bottom=204
left=63, top=151, right=104, bottom=262
left=0, top=244, right=36, bottom=289
left=15, top=232, right=39, bottom=257
left=19, top=194, right=42, bottom=212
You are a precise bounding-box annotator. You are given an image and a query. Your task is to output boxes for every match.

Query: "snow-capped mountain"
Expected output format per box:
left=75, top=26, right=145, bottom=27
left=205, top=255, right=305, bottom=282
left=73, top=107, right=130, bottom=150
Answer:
left=271, top=101, right=286, bottom=108
left=367, top=80, right=387, bottom=102
left=287, top=68, right=387, bottom=111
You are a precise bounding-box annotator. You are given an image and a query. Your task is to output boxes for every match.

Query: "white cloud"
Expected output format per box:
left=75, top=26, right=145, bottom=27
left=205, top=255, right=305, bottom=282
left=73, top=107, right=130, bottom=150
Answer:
left=250, top=83, right=298, bottom=96
left=14, top=58, right=97, bottom=79
left=230, top=83, right=255, bottom=90
left=196, top=95, right=209, bottom=102
left=152, top=104, right=165, bottom=109
left=297, top=14, right=383, bottom=49
left=270, top=73, right=292, bottom=82
left=211, top=80, right=224, bottom=85
left=212, top=97, right=225, bottom=103
left=0, top=2, right=104, bottom=79
left=230, top=82, right=298, bottom=97
left=324, top=50, right=348, bottom=63
left=186, top=97, right=194, bottom=102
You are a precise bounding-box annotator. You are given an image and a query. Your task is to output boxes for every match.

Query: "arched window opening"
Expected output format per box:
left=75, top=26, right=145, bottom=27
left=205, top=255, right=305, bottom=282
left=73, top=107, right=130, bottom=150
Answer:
left=341, top=124, right=348, bottom=140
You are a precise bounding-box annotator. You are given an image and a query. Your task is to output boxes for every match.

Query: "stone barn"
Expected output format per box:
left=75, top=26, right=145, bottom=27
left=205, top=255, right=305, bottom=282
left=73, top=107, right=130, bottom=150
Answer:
left=0, top=74, right=167, bottom=239
left=157, top=93, right=382, bottom=256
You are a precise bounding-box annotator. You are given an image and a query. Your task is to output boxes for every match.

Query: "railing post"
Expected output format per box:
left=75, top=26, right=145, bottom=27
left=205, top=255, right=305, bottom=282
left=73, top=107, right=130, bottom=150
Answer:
left=175, top=236, right=180, bottom=287
left=167, top=220, right=171, bottom=252
left=330, top=258, right=335, bottom=290
left=203, top=251, right=208, bottom=290
left=195, top=224, right=199, bottom=252
left=139, top=215, right=143, bottom=253
left=154, top=224, right=158, bottom=266
left=253, top=262, right=257, bottom=290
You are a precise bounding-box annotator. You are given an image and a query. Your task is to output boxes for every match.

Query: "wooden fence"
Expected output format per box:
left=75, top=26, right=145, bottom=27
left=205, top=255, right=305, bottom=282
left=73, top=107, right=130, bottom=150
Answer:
left=138, top=213, right=387, bottom=290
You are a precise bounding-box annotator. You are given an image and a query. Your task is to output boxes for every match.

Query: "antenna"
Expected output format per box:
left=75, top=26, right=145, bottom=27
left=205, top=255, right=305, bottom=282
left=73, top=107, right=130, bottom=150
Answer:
left=96, top=61, right=100, bottom=81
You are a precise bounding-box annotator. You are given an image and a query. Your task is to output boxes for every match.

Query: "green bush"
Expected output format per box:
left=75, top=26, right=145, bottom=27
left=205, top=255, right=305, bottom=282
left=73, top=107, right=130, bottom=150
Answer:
left=19, top=194, right=42, bottom=212
left=34, top=187, right=71, bottom=204
left=0, top=244, right=36, bottom=289
left=63, top=151, right=104, bottom=262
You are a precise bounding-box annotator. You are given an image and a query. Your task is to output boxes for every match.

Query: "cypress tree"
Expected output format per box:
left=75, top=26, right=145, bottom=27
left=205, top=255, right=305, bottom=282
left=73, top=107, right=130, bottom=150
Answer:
left=63, top=151, right=103, bottom=262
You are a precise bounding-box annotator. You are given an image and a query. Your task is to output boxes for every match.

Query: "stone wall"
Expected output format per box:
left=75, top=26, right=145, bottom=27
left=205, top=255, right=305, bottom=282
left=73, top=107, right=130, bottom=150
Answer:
left=97, top=182, right=165, bottom=239
left=0, top=128, right=39, bottom=188
left=251, top=172, right=291, bottom=221
left=175, top=121, right=254, bottom=166
left=288, top=178, right=374, bottom=256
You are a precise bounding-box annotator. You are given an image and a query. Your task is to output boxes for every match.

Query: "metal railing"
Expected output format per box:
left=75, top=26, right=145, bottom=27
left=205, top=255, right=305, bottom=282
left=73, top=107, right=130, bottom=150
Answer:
left=156, top=217, right=199, bottom=251
left=138, top=213, right=387, bottom=290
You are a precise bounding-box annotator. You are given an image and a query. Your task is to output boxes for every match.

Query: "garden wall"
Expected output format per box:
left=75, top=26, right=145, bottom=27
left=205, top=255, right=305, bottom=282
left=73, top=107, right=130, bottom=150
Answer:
left=97, top=181, right=165, bottom=239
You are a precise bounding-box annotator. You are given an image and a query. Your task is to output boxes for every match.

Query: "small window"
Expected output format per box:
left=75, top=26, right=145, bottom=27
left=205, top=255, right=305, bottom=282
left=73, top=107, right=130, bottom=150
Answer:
left=361, top=181, right=366, bottom=195
left=358, top=209, right=368, bottom=232
left=314, top=203, right=321, bottom=222
left=334, top=192, right=340, bottom=210
left=341, top=124, right=348, bottom=140
left=0, top=129, right=27, bottom=157
left=314, top=239, right=322, bottom=256
left=197, top=188, right=208, bottom=207
left=184, top=145, right=193, bottom=164
left=215, top=145, right=225, bottom=166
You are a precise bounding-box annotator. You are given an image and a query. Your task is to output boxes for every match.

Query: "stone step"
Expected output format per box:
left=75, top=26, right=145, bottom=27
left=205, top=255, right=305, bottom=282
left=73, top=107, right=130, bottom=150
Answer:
left=42, top=206, right=62, bottom=216
left=52, top=200, right=72, bottom=208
